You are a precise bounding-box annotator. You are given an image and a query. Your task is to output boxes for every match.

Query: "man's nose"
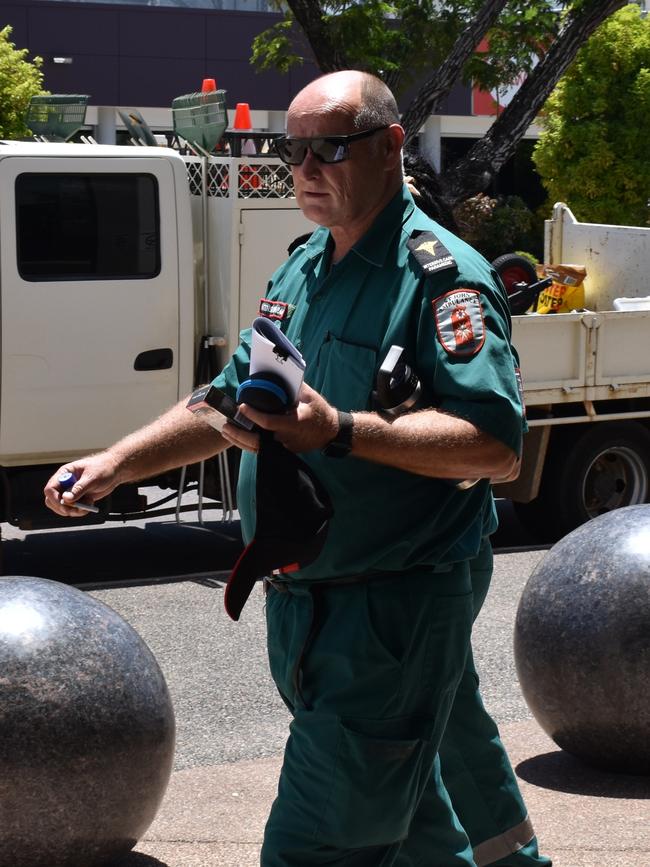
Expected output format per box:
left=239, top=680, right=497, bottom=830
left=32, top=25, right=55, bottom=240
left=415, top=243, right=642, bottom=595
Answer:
left=299, top=147, right=322, bottom=176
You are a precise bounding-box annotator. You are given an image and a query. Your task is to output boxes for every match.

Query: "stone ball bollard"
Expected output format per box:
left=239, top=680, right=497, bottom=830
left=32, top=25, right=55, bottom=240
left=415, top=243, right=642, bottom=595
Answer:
left=0, top=576, right=175, bottom=867
left=514, top=505, right=650, bottom=773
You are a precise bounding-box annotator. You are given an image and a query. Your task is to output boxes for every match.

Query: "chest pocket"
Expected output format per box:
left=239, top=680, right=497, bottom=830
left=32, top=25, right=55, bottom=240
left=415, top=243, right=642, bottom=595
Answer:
left=313, top=335, right=377, bottom=413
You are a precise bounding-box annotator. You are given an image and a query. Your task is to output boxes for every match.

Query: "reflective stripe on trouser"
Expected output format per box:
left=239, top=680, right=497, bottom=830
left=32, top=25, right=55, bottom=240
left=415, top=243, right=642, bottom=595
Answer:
left=473, top=818, right=536, bottom=866
left=438, top=544, right=551, bottom=867
left=261, top=564, right=477, bottom=867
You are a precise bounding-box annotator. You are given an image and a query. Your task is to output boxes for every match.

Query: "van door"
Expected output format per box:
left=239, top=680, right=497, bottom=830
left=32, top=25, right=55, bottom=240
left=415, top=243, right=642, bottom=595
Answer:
left=239, top=208, right=315, bottom=332
left=0, top=155, right=181, bottom=464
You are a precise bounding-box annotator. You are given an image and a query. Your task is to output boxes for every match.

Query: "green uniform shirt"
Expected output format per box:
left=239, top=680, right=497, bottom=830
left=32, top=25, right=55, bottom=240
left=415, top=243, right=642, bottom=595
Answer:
left=214, top=186, right=524, bottom=581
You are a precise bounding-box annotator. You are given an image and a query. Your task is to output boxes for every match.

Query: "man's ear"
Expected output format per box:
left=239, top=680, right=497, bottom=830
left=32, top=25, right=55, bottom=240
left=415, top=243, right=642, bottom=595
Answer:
left=384, top=123, right=405, bottom=169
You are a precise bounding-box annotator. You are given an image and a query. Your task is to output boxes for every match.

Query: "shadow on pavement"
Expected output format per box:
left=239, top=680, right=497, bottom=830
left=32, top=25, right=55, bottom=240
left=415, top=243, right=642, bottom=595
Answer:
left=517, top=750, right=650, bottom=798
left=2, top=499, right=542, bottom=587
left=491, top=499, right=548, bottom=551
left=2, top=520, right=243, bottom=585
left=115, top=853, right=169, bottom=867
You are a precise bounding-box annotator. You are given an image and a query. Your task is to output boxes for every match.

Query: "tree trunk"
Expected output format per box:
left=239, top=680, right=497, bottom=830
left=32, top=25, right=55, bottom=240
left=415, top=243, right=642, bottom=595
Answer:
left=280, top=0, right=628, bottom=209
left=400, top=0, right=511, bottom=144
left=441, top=0, right=628, bottom=204
left=384, top=69, right=403, bottom=96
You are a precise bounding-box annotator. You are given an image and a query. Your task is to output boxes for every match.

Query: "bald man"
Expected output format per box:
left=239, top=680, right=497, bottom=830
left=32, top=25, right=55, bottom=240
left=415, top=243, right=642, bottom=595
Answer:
left=45, top=71, right=549, bottom=867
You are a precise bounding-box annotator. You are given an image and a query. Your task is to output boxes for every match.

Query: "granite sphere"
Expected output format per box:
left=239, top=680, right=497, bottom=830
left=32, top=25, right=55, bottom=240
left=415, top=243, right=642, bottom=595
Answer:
left=514, top=505, right=650, bottom=773
left=0, top=576, right=175, bottom=866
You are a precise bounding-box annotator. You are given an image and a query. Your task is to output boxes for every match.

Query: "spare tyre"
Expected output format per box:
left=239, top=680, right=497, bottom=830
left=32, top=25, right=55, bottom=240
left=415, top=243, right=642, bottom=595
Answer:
left=491, top=253, right=538, bottom=296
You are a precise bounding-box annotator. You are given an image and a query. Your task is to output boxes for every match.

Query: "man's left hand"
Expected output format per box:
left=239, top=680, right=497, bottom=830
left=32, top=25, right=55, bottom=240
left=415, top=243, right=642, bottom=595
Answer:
left=236, top=383, right=339, bottom=453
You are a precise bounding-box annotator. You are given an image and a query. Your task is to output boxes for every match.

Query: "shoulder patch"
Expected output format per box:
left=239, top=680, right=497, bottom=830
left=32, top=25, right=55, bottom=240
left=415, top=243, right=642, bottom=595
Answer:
left=433, top=289, right=485, bottom=357
left=258, top=299, right=294, bottom=321
left=407, top=230, right=457, bottom=275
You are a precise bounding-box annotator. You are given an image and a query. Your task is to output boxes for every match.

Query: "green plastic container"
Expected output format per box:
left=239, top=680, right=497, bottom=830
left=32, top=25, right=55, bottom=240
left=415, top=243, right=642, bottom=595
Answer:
left=26, top=95, right=90, bottom=142
left=172, top=89, right=228, bottom=152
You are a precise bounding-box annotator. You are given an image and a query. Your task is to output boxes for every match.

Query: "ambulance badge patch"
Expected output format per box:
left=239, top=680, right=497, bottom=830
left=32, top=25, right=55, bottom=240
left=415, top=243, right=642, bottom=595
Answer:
left=258, top=299, right=294, bottom=321
left=407, top=230, right=457, bottom=275
left=433, top=289, right=485, bottom=356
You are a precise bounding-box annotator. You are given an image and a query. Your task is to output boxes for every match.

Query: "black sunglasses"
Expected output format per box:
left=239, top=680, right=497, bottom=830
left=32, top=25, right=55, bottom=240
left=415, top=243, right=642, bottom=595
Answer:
left=274, top=126, right=389, bottom=166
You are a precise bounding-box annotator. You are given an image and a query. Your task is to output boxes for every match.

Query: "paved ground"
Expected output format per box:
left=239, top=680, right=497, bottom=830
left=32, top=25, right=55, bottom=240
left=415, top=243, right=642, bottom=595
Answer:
left=130, top=719, right=650, bottom=867
left=83, top=549, right=648, bottom=867
left=3, top=505, right=648, bottom=866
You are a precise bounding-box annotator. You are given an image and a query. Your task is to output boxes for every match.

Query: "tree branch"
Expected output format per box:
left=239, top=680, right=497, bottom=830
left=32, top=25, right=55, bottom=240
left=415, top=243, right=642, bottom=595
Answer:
left=400, top=0, right=511, bottom=144
left=442, top=0, right=628, bottom=203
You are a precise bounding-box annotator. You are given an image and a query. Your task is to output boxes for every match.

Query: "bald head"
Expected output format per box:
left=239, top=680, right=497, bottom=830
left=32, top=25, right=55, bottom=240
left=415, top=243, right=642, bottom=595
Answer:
left=286, top=70, right=405, bottom=260
left=289, top=71, right=400, bottom=130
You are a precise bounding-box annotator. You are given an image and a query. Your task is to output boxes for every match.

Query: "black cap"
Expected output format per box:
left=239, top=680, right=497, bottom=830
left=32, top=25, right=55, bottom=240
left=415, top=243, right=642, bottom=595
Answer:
left=224, top=435, right=334, bottom=621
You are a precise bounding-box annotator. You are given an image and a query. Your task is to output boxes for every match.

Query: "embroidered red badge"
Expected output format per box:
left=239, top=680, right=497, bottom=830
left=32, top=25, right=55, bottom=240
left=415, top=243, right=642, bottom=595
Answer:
left=259, top=299, right=289, bottom=321
left=433, top=289, right=485, bottom=356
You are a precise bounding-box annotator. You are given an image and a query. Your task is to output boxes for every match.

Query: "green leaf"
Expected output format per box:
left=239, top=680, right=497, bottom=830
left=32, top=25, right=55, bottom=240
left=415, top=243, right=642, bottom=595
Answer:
left=0, top=26, right=46, bottom=139
left=252, top=0, right=568, bottom=96
left=534, top=5, right=650, bottom=226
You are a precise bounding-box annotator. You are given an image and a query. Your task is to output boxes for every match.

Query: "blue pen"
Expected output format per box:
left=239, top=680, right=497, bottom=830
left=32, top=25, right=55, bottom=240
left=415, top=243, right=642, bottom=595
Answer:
left=58, top=471, right=100, bottom=513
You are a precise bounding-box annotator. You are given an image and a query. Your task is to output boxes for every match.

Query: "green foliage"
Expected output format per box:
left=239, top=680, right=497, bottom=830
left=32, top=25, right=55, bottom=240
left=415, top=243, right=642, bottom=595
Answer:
left=251, top=14, right=304, bottom=74
left=453, top=194, right=541, bottom=261
left=533, top=6, right=650, bottom=226
left=514, top=249, right=540, bottom=266
left=328, top=2, right=407, bottom=74
left=464, top=0, right=558, bottom=93
left=252, top=0, right=563, bottom=96
left=0, top=26, right=45, bottom=139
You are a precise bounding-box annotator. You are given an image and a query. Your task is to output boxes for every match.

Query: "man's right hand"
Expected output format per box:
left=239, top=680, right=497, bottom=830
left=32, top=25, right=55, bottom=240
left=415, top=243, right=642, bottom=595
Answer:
left=44, top=452, right=123, bottom=517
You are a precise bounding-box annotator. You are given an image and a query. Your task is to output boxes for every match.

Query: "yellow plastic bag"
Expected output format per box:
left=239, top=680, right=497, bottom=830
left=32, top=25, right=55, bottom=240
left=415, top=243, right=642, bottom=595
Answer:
left=534, top=264, right=587, bottom=314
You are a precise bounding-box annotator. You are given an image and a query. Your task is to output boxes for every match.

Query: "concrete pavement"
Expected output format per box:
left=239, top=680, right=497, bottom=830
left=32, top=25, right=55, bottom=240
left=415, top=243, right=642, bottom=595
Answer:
left=7, top=517, right=646, bottom=867
left=120, top=716, right=650, bottom=867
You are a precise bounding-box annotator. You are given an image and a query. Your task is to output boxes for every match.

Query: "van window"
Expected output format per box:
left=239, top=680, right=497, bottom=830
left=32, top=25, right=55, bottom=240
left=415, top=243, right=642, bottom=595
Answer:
left=15, top=173, right=160, bottom=280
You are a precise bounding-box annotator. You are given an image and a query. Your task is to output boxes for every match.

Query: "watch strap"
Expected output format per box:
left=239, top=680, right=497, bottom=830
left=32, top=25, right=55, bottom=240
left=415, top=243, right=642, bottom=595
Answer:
left=322, top=410, right=354, bottom=458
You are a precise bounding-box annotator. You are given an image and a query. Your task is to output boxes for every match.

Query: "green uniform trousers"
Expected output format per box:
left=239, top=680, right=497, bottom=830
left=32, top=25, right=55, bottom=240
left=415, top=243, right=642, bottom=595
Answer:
left=434, top=544, right=552, bottom=867
left=261, top=564, right=477, bottom=867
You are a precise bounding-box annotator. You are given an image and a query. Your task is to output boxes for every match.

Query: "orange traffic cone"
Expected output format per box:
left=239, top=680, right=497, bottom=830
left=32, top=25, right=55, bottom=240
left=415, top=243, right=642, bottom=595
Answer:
left=233, top=102, right=252, bottom=130
left=201, top=78, right=217, bottom=93
left=234, top=102, right=259, bottom=191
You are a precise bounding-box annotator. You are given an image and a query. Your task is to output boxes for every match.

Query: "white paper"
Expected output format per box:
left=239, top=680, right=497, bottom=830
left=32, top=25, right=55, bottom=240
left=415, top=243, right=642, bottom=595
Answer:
left=250, top=317, right=306, bottom=404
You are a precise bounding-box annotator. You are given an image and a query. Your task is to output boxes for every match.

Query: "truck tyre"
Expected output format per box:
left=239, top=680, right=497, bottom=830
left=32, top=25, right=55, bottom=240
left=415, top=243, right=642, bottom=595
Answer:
left=517, top=422, right=650, bottom=542
left=491, top=254, right=537, bottom=297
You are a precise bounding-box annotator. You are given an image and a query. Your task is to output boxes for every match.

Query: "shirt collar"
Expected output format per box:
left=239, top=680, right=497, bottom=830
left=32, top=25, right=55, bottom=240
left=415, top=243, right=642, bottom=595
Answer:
left=302, top=226, right=330, bottom=261
left=352, top=185, right=416, bottom=267
left=300, top=185, right=417, bottom=268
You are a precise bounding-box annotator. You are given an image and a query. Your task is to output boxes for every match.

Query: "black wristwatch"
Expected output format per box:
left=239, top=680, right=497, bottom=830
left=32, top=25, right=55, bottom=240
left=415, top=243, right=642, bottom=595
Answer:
left=322, top=410, right=354, bottom=458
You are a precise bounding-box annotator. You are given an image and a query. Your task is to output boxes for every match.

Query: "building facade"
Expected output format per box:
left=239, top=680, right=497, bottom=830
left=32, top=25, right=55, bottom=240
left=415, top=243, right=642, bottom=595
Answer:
left=0, top=0, right=495, bottom=140
left=1, top=0, right=552, bottom=209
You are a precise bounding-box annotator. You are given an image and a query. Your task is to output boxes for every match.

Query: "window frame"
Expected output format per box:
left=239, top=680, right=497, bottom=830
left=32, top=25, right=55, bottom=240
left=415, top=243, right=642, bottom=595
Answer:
left=15, top=171, right=162, bottom=283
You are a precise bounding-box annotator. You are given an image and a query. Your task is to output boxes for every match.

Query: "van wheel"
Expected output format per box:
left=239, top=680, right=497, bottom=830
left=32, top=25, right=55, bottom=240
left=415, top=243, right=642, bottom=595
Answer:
left=491, top=254, right=537, bottom=296
left=517, top=423, right=650, bottom=542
